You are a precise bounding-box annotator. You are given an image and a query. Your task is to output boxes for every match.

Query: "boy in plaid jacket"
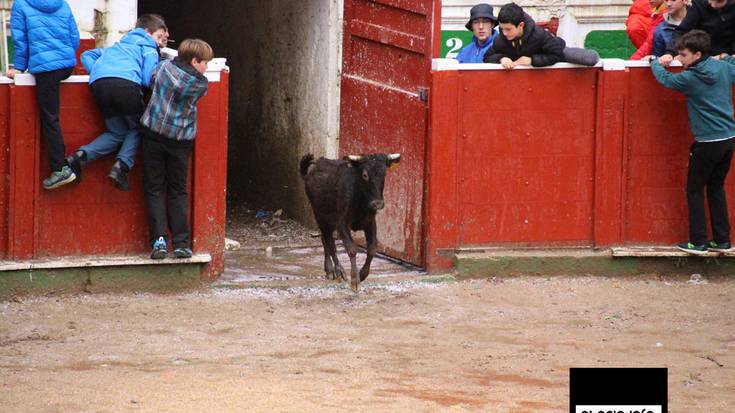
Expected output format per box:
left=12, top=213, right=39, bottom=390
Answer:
left=140, top=39, right=212, bottom=259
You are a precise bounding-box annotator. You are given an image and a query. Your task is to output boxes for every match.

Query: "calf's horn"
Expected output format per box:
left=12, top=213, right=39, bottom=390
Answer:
left=387, top=153, right=401, bottom=161
left=346, top=155, right=363, bottom=161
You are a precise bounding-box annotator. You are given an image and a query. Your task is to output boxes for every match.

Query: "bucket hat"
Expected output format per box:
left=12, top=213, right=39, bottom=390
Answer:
left=465, top=3, right=498, bottom=31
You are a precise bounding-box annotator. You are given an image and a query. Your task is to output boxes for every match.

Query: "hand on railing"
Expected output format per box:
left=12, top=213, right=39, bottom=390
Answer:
left=500, top=56, right=532, bottom=70
left=500, top=57, right=514, bottom=69
left=657, top=54, right=674, bottom=67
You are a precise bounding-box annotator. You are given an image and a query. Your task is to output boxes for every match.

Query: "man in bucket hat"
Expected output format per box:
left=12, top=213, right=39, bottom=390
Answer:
left=456, top=3, right=499, bottom=63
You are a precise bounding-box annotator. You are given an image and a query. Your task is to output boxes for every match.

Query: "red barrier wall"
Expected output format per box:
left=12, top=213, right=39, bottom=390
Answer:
left=0, top=81, right=9, bottom=259
left=425, top=62, right=735, bottom=271
left=0, top=71, right=229, bottom=279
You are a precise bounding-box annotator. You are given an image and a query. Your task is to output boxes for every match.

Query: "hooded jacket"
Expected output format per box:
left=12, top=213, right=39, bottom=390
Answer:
left=627, top=0, right=666, bottom=49
left=81, top=28, right=160, bottom=88
left=456, top=32, right=498, bottom=63
left=483, top=13, right=565, bottom=67
left=651, top=56, right=735, bottom=142
left=10, top=0, right=79, bottom=74
left=630, top=11, right=666, bottom=60
left=141, top=59, right=209, bottom=142
left=665, top=0, right=735, bottom=56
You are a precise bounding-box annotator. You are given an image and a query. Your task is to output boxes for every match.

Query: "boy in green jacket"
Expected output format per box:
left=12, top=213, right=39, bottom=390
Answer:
left=651, top=30, right=735, bottom=254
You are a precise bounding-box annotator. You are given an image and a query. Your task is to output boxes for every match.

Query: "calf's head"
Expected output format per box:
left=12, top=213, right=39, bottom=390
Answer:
left=345, top=153, right=401, bottom=212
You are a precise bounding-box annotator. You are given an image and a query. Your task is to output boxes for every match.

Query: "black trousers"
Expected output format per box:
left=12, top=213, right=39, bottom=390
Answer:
left=34, top=67, right=74, bottom=172
left=90, top=78, right=143, bottom=119
left=142, top=129, right=193, bottom=249
left=687, top=139, right=735, bottom=245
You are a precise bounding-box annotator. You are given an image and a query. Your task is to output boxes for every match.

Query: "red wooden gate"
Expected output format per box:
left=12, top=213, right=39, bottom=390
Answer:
left=339, top=0, right=439, bottom=266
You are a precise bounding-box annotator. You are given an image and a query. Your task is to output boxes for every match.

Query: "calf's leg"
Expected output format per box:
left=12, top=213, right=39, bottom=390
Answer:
left=359, top=220, right=377, bottom=282
left=320, top=231, right=336, bottom=280
left=337, top=224, right=359, bottom=292
left=319, top=224, right=345, bottom=281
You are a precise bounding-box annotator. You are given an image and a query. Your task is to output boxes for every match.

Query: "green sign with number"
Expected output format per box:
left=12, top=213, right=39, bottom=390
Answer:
left=440, top=30, right=474, bottom=59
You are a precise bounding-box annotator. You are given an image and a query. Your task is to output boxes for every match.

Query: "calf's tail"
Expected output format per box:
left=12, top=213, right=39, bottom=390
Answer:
left=299, top=154, right=315, bottom=178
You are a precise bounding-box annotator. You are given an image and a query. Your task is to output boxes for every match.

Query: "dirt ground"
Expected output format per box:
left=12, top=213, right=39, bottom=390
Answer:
left=1, top=210, right=734, bottom=412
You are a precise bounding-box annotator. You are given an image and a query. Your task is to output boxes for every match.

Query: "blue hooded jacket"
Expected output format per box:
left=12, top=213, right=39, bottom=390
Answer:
left=10, top=0, right=79, bottom=74
left=81, top=28, right=160, bottom=88
left=456, top=32, right=498, bottom=63
left=651, top=56, right=735, bottom=142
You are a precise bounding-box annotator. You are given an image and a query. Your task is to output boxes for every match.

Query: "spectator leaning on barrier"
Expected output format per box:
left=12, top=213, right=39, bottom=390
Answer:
left=651, top=0, right=690, bottom=57
left=141, top=39, right=212, bottom=260
left=630, top=0, right=691, bottom=60
left=67, top=14, right=167, bottom=192
left=650, top=30, right=735, bottom=255
left=660, top=0, right=735, bottom=64
left=483, top=3, right=565, bottom=69
left=627, top=0, right=666, bottom=49
left=6, top=0, right=80, bottom=190
left=456, top=3, right=499, bottom=63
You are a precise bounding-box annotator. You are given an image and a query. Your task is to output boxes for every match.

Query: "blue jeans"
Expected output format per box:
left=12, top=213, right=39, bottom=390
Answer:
left=80, top=115, right=140, bottom=168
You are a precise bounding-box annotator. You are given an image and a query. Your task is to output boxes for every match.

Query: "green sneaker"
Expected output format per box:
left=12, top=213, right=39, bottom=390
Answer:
left=676, top=242, right=708, bottom=255
left=42, top=166, right=76, bottom=190
left=708, top=241, right=732, bottom=252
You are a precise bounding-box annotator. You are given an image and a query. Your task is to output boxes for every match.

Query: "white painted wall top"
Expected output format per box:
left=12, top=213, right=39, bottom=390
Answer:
left=431, top=57, right=683, bottom=71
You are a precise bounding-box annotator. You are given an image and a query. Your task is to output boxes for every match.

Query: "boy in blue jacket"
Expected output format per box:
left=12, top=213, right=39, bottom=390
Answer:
left=651, top=30, right=735, bottom=254
left=141, top=39, right=212, bottom=259
left=67, top=14, right=167, bottom=191
left=7, top=0, right=79, bottom=189
left=456, top=3, right=498, bottom=64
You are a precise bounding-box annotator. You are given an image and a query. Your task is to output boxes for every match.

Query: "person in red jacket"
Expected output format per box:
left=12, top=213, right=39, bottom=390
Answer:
left=632, top=0, right=690, bottom=60
left=627, top=0, right=666, bottom=48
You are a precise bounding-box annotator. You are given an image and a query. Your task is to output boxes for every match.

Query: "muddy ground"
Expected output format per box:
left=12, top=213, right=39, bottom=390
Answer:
left=1, top=209, right=734, bottom=412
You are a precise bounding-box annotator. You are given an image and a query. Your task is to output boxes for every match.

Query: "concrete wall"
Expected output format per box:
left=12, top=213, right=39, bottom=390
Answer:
left=139, top=0, right=342, bottom=224
left=69, top=0, right=137, bottom=45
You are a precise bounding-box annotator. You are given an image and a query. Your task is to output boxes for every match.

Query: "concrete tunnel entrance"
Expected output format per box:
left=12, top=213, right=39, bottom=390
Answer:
left=138, top=1, right=343, bottom=225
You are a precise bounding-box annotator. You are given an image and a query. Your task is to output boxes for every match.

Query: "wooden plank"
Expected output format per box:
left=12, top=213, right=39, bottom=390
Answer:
left=611, top=246, right=735, bottom=258
left=0, top=253, right=211, bottom=272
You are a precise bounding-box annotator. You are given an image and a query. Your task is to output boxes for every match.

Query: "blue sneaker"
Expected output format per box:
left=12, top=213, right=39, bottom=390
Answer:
left=151, top=236, right=167, bottom=259
left=676, top=242, right=708, bottom=255
left=173, top=247, right=193, bottom=259
left=708, top=241, right=732, bottom=253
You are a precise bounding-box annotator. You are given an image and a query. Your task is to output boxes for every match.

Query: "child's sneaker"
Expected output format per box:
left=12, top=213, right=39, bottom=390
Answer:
left=150, top=236, right=167, bottom=259
left=676, top=242, right=708, bottom=255
left=65, top=151, right=85, bottom=183
left=173, top=247, right=193, bottom=259
left=108, top=160, right=130, bottom=192
left=708, top=241, right=732, bottom=253
left=42, top=166, right=76, bottom=189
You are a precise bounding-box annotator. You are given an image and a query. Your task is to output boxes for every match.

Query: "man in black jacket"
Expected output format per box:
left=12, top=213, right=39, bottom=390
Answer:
left=660, top=0, right=735, bottom=66
left=483, top=2, right=565, bottom=68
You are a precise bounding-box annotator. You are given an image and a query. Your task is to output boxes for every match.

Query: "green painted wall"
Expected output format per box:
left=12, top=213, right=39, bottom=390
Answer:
left=584, top=30, right=636, bottom=59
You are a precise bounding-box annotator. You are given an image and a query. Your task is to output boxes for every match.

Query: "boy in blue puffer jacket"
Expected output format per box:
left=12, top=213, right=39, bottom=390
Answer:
left=66, top=14, right=167, bottom=191
left=651, top=30, right=735, bottom=255
left=6, top=0, right=79, bottom=189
